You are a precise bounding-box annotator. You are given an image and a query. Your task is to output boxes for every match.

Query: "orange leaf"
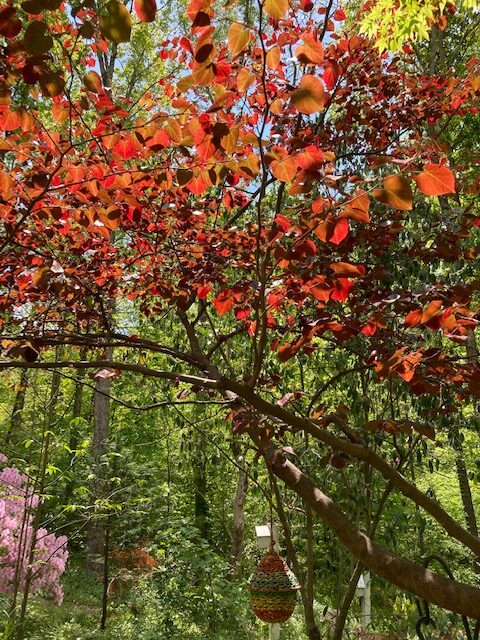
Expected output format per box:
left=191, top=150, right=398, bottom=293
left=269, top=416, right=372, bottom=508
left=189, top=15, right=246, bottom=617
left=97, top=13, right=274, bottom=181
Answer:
left=0, top=170, right=14, bottom=197
left=0, top=108, right=20, bottom=132
left=264, top=0, right=289, bottom=19
left=414, top=164, right=456, bottom=196
left=83, top=71, right=103, bottom=93
left=237, top=67, right=255, bottom=93
left=295, top=39, right=323, bottom=65
left=269, top=154, right=297, bottom=183
left=266, top=45, right=281, bottom=70
left=404, top=309, right=422, bottom=328
left=340, top=189, right=370, bottom=223
left=421, top=300, right=443, bottom=323
left=297, top=146, right=323, bottom=171
left=329, top=262, right=365, bottom=277
left=291, top=74, right=325, bottom=115
left=228, top=22, right=250, bottom=57
left=373, top=174, right=413, bottom=211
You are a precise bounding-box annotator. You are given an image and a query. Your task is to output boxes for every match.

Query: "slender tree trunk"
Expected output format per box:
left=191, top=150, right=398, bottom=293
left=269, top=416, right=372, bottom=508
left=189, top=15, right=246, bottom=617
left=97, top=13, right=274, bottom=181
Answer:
left=16, top=363, right=61, bottom=639
left=228, top=467, right=248, bottom=580
left=305, top=504, right=321, bottom=640
left=64, top=361, right=86, bottom=502
left=272, top=477, right=322, bottom=640
left=453, top=436, right=479, bottom=538
left=5, top=369, right=29, bottom=444
left=333, top=561, right=363, bottom=640
left=193, top=429, right=210, bottom=541
left=332, top=480, right=393, bottom=640
left=86, top=354, right=112, bottom=573
left=100, top=522, right=110, bottom=629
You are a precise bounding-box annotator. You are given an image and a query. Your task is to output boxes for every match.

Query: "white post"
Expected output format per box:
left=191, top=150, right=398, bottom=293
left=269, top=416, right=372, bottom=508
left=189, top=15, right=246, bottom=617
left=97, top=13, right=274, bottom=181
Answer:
left=361, top=572, right=371, bottom=628
left=355, top=572, right=371, bottom=629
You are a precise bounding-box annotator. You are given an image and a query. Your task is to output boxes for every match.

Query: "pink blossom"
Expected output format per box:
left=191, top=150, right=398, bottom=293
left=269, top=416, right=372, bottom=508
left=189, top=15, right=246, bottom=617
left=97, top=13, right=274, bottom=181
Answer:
left=0, top=458, right=68, bottom=605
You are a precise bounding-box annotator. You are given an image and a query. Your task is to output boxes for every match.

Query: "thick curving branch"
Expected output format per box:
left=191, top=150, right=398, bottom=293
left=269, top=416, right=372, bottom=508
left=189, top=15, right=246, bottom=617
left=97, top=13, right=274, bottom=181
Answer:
left=223, top=379, right=480, bottom=559
left=269, top=453, right=480, bottom=619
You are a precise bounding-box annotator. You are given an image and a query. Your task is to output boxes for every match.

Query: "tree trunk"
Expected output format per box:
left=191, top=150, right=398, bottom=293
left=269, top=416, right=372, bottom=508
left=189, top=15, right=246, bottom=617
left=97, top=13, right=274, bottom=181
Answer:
left=305, top=504, right=321, bottom=640
left=86, top=360, right=111, bottom=573
left=454, top=446, right=479, bottom=538
left=16, top=364, right=61, bottom=639
left=449, top=329, right=479, bottom=542
left=333, top=561, right=362, bottom=640
left=193, top=429, right=210, bottom=541
left=64, top=364, right=86, bottom=502
left=228, top=467, right=248, bottom=580
left=5, top=369, right=29, bottom=444
left=272, top=477, right=322, bottom=640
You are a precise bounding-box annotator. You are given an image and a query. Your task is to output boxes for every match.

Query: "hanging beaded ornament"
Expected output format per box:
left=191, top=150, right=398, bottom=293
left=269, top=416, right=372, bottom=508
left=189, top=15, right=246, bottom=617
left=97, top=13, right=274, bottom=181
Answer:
left=247, top=548, right=301, bottom=623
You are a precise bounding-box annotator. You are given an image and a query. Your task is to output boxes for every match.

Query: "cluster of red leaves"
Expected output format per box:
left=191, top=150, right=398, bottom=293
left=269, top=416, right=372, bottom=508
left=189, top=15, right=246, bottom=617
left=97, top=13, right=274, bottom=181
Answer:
left=0, top=0, right=479, bottom=399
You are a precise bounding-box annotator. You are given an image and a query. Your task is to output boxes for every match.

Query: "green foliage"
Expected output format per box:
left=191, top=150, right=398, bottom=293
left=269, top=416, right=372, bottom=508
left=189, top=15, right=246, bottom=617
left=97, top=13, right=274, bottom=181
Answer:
left=359, top=0, right=480, bottom=50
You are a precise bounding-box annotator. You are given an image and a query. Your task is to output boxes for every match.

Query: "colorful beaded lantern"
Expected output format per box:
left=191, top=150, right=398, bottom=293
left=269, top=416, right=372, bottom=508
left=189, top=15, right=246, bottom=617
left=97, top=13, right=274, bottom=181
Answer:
left=247, top=548, right=301, bottom=623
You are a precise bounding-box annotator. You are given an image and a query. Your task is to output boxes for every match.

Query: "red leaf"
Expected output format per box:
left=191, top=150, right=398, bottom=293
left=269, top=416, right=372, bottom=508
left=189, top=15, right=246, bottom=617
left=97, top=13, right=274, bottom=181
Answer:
left=213, top=290, right=234, bottom=315
left=404, top=309, right=422, bottom=328
left=146, top=129, right=170, bottom=150
left=277, top=341, right=301, bottom=362
left=361, top=322, right=377, bottom=336
left=197, top=285, right=211, bottom=299
left=331, top=278, right=353, bottom=302
left=114, top=136, right=137, bottom=159
left=323, top=63, right=339, bottom=90
left=330, top=218, right=349, bottom=244
left=134, top=0, right=156, bottom=22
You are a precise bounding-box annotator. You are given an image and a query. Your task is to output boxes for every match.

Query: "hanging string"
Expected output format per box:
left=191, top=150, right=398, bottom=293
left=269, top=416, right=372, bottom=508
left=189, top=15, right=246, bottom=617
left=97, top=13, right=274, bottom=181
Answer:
left=268, top=466, right=275, bottom=550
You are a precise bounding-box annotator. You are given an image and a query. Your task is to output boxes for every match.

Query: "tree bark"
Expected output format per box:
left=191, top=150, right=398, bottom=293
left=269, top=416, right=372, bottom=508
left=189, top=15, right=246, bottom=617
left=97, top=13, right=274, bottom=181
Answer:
left=269, top=454, right=480, bottom=619
left=228, top=467, right=248, bottom=580
left=64, top=364, right=86, bottom=502
left=86, top=358, right=111, bottom=573
left=5, top=369, right=29, bottom=444
left=193, top=429, right=210, bottom=541
left=305, top=504, right=321, bottom=640
left=333, top=561, right=362, bottom=640
left=272, top=477, right=322, bottom=640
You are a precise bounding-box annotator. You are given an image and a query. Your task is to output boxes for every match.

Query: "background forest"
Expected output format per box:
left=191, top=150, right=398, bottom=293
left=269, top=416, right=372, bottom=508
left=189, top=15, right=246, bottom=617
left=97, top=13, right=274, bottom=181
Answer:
left=0, top=0, right=479, bottom=639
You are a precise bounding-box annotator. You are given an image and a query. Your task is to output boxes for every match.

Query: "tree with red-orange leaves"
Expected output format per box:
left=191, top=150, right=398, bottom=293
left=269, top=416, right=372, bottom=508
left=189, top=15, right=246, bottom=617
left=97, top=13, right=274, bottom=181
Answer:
left=0, top=0, right=480, bottom=624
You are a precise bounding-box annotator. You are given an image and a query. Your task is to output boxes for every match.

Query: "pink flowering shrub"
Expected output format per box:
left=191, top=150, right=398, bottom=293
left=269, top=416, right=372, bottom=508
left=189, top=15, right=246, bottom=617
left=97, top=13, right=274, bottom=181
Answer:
left=0, top=453, right=68, bottom=605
